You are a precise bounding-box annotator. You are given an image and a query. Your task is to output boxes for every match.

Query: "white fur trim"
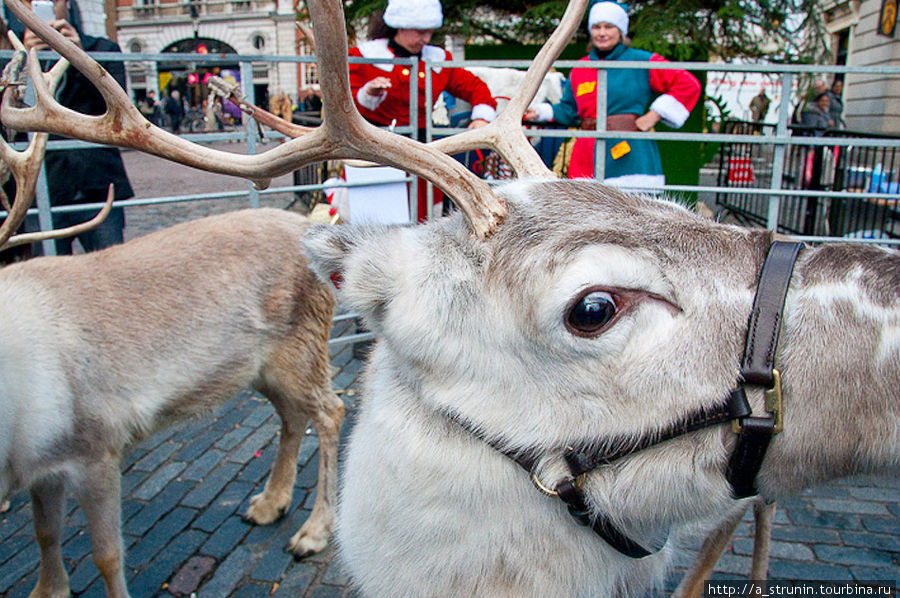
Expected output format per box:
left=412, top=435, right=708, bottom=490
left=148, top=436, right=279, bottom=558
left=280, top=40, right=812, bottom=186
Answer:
left=649, top=94, right=690, bottom=128
left=602, top=173, right=665, bottom=194
left=421, top=45, right=446, bottom=73
left=588, top=2, right=629, bottom=35
left=357, top=39, right=395, bottom=72
left=531, top=102, right=554, bottom=122
left=384, top=0, right=443, bottom=29
left=357, top=82, right=388, bottom=111
left=470, top=104, right=497, bottom=123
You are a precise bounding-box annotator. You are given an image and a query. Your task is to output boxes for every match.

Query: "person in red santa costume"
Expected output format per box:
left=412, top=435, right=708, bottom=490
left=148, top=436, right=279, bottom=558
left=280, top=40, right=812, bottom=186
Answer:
left=349, top=0, right=497, bottom=221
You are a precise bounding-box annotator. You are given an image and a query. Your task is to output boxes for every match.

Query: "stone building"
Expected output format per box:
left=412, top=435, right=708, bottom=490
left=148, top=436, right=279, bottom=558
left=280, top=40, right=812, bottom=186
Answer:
left=823, top=0, right=899, bottom=133
left=97, top=0, right=316, bottom=108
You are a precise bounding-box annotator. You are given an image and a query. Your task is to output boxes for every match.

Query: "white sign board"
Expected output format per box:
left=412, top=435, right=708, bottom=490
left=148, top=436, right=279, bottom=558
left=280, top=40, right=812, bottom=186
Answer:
left=343, top=165, right=410, bottom=224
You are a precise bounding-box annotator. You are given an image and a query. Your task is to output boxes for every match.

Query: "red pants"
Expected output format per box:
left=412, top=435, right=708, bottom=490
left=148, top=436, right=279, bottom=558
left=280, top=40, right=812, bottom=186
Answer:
left=413, top=177, right=444, bottom=223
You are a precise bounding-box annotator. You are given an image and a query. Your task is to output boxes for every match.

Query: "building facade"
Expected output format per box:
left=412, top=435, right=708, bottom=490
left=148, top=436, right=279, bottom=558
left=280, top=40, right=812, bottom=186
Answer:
left=823, top=0, right=900, bottom=133
left=109, top=0, right=316, bottom=108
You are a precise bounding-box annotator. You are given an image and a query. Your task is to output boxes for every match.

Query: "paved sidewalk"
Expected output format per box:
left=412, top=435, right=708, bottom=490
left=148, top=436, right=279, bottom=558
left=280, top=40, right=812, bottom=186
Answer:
left=2, top=332, right=896, bottom=597
left=0, top=321, right=365, bottom=598
left=1, top=148, right=896, bottom=596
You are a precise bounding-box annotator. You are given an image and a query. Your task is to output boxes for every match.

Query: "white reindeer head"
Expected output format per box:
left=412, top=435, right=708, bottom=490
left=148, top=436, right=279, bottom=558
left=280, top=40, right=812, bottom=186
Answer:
left=304, top=177, right=899, bottom=596
left=302, top=180, right=818, bottom=595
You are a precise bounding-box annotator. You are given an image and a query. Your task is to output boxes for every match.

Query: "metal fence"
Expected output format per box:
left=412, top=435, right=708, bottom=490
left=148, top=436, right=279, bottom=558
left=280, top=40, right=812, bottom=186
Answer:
left=715, top=120, right=899, bottom=239
left=2, top=51, right=899, bottom=251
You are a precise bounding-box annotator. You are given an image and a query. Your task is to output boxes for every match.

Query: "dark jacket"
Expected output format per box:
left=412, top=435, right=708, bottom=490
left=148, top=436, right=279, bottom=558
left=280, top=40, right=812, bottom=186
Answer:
left=43, top=34, right=134, bottom=204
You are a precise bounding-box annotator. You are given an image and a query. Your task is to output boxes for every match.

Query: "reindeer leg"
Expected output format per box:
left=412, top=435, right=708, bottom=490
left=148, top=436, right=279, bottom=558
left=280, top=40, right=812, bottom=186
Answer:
left=29, top=478, right=70, bottom=598
left=75, top=458, right=129, bottom=598
left=750, top=500, right=775, bottom=581
left=672, top=503, right=749, bottom=598
left=244, top=385, right=308, bottom=525
left=286, top=389, right=344, bottom=559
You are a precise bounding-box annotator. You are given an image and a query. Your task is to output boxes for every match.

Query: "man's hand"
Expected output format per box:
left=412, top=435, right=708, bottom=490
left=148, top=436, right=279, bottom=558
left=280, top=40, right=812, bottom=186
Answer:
left=23, top=20, right=82, bottom=50
left=364, top=76, right=392, bottom=97
left=635, top=110, right=661, bottom=132
left=467, top=118, right=488, bottom=129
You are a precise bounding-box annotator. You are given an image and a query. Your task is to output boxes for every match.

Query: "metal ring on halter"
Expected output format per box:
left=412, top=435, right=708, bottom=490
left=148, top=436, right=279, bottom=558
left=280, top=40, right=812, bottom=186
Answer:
left=531, top=472, right=586, bottom=498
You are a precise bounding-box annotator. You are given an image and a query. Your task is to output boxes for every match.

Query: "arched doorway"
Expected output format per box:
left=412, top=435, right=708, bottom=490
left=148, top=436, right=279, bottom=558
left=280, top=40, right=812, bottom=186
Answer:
left=159, top=38, right=240, bottom=111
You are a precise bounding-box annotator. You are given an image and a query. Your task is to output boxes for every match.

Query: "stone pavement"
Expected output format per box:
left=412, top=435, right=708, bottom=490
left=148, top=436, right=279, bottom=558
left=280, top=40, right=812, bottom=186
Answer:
left=1, top=146, right=897, bottom=596
left=0, top=324, right=365, bottom=598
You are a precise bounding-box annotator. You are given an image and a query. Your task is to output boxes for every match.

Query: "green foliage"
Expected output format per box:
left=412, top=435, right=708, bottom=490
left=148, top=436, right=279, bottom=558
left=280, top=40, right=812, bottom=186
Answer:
left=335, top=0, right=830, bottom=65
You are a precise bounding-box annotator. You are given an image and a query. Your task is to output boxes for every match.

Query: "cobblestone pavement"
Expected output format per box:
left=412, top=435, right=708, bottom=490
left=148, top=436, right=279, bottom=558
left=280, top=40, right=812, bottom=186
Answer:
left=1, top=145, right=897, bottom=596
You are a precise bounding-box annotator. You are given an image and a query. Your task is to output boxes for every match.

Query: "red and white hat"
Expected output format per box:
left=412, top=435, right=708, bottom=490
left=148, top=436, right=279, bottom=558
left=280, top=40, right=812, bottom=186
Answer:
left=588, top=1, right=629, bottom=36
left=383, top=0, right=443, bottom=30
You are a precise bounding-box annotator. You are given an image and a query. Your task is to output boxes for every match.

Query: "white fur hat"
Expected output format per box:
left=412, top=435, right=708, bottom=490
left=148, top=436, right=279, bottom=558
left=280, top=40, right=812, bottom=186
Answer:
left=587, top=1, right=629, bottom=36
left=383, top=0, right=443, bottom=30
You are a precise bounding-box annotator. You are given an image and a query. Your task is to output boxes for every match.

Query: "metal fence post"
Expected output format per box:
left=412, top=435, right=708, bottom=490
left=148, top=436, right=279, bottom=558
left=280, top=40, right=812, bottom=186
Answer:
left=594, top=68, right=607, bottom=181
left=767, top=72, right=792, bottom=231
left=23, top=78, right=57, bottom=255
left=240, top=60, right=261, bottom=209
left=409, top=56, right=419, bottom=223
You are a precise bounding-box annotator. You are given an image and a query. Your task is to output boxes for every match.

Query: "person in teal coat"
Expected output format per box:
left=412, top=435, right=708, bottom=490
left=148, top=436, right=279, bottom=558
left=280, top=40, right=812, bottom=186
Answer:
left=526, top=1, right=701, bottom=192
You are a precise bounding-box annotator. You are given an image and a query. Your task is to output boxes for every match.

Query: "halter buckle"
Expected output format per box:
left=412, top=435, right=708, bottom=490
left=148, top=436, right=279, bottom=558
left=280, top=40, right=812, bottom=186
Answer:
left=531, top=472, right=586, bottom=498
left=765, top=369, right=784, bottom=434
left=731, top=369, right=783, bottom=435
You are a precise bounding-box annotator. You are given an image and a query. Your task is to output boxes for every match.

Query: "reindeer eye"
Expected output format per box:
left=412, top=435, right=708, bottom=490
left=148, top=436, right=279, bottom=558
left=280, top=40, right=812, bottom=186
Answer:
left=566, top=290, right=617, bottom=336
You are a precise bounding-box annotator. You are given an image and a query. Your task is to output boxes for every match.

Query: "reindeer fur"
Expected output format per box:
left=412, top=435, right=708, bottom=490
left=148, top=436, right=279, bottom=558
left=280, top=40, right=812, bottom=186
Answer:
left=302, top=180, right=899, bottom=598
left=0, top=208, right=344, bottom=598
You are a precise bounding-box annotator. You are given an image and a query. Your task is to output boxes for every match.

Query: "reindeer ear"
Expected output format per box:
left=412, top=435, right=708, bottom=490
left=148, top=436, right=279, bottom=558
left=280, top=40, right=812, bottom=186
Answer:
left=302, top=223, right=408, bottom=328
left=301, top=224, right=357, bottom=284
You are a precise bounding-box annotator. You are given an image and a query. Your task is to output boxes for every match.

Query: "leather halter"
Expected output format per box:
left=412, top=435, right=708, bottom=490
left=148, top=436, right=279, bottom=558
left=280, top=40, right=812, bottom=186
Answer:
left=440, top=240, right=804, bottom=559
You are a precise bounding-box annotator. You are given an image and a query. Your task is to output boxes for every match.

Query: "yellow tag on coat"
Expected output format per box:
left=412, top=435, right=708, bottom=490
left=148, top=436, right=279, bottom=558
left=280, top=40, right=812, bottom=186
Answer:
left=576, top=81, right=596, bottom=96
left=611, top=141, right=631, bottom=160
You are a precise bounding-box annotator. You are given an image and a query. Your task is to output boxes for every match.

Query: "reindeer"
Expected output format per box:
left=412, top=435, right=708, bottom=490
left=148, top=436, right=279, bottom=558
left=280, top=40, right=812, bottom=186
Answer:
left=3, top=0, right=896, bottom=596
left=0, top=37, right=343, bottom=598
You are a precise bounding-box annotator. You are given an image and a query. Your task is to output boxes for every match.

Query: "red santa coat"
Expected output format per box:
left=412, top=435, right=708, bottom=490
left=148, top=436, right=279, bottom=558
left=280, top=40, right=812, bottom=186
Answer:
left=349, top=39, right=496, bottom=129
left=348, top=39, right=497, bottom=221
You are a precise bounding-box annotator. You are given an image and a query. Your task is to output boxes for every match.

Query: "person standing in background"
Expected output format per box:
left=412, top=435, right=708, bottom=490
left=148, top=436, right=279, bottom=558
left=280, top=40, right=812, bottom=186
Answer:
left=525, top=1, right=700, bottom=191
left=164, top=89, right=185, bottom=133
left=5, top=0, right=134, bottom=254
left=749, top=87, right=771, bottom=123
left=827, top=79, right=845, bottom=129
left=348, top=0, right=497, bottom=220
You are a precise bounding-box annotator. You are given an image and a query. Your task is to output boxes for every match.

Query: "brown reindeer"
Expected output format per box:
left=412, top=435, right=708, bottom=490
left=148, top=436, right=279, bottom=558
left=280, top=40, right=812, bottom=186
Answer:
left=3, top=0, right=895, bottom=596
left=0, top=38, right=344, bottom=598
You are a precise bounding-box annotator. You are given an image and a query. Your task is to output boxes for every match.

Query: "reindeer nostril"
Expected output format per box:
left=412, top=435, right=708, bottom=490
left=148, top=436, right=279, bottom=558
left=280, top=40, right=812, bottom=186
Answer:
left=566, top=290, right=617, bottom=336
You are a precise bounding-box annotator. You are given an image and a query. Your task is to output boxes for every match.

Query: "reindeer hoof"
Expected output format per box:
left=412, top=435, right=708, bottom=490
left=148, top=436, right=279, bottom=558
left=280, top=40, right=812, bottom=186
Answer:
left=243, top=493, right=290, bottom=525
left=286, top=530, right=328, bottom=560
left=288, top=544, right=318, bottom=561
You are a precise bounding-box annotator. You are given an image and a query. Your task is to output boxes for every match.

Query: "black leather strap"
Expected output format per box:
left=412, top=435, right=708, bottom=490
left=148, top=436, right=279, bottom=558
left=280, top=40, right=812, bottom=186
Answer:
left=564, top=389, right=751, bottom=477
left=439, top=409, right=652, bottom=557
left=727, top=240, right=803, bottom=498
left=556, top=478, right=652, bottom=558
left=726, top=416, right=776, bottom=498
left=741, top=241, right=803, bottom=385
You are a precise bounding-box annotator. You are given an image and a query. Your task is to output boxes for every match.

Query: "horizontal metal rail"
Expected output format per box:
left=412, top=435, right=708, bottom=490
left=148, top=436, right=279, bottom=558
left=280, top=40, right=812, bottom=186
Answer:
left=2, top=52, right=896, bottom=240
left=3, top=51, right=897, bottom=346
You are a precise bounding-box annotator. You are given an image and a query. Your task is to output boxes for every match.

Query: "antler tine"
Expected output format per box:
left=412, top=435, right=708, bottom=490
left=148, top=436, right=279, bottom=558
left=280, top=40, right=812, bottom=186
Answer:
left=2, top=0, right=508, bottom=237
left=0, top=127, right=46, bottom=249
left=208, top=75, right=314, bottom=139
left=0, top=45, right=113, bottom=250
left=0, top=0, right=317, bottom=188
left=428, top=0, right=589, bottom=178
left=302, top=0, right=508, bottom=237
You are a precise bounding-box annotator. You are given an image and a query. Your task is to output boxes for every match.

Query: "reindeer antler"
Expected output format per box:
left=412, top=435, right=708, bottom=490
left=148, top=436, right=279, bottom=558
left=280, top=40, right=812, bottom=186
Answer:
left=428, top=0, right=588, bottom=177
left=208, top=75, right=313, bottom=139
left=0, top=39, right=113, bottom=250
left=0, top=0, right=588, bottom=238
